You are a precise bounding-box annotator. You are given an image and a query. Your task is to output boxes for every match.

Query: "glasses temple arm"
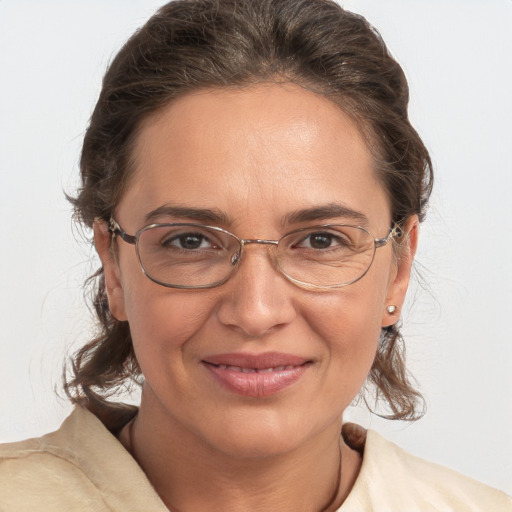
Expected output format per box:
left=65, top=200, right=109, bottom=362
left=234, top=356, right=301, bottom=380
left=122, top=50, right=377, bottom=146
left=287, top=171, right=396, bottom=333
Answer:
left=109, top=217, right=137, bottom=245
left=374, top=222, right=403, bottom=248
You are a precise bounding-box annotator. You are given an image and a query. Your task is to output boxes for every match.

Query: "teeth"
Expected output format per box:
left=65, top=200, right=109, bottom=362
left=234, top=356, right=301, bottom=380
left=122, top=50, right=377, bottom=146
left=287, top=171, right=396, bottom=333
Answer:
left=216, top=364, right=298, bottom=373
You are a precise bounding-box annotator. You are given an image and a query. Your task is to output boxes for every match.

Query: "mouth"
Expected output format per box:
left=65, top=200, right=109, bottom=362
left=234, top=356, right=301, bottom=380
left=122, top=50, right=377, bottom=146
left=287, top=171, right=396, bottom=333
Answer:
left=212, top=364, right=302, bottom=373
left=202, top=352, right=312, bottom=397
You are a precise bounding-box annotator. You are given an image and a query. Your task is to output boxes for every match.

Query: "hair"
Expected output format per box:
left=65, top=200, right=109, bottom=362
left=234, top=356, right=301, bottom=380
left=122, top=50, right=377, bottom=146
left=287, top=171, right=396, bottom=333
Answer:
left=66, top=0, right=433, bottom=421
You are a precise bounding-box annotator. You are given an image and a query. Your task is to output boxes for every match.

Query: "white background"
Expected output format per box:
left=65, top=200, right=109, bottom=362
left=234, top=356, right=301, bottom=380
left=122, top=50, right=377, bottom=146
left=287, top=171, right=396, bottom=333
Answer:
left=1, top=0, right=511, bottom=495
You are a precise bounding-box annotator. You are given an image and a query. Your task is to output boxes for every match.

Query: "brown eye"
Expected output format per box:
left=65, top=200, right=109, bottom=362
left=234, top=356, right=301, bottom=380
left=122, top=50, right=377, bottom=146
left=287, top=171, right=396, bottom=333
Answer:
left=161, top=232, right=216, bottom=251
left=174, top=234, right=208, bottom=250
left=296, top=231, right=349, bottom=250
left=308, top=233, right=335, bottom=249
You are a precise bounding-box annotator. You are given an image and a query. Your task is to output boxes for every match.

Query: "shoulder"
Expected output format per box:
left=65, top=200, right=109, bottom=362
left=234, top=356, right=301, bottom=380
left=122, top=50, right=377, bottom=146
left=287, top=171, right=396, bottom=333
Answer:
left=340, top=425, right=512, bottom=512
left=0, top=408, right=111, bottom=511
left=0, top=407, right=167, bottom=512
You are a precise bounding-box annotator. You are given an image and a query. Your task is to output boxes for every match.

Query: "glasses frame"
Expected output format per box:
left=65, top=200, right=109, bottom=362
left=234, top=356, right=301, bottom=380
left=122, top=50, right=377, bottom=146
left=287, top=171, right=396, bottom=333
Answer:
left=108, top=217, right=402, bottom=291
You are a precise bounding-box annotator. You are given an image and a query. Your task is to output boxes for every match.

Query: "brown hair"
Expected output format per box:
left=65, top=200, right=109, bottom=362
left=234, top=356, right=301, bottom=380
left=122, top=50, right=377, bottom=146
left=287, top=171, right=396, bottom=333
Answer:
left=66, top=0, right=433, bottom=421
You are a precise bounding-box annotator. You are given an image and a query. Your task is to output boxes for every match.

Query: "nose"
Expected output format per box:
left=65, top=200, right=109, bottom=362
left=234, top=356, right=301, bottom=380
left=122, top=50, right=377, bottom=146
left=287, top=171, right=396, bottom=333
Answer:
left=216, top=244, right=297, bottom=338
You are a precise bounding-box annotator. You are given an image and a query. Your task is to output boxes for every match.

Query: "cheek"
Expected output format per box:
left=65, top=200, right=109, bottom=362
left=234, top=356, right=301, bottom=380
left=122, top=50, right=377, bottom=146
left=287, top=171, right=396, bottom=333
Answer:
left=304, top=274, right=389, bottom=383
left=122, top=283, right=217, bottom=361
left=310, top=295, right=382, bottom=359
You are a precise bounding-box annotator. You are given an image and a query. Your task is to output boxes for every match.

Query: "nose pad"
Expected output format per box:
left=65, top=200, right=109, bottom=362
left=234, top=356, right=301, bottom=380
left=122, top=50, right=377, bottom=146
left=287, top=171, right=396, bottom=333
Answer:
left=231, top=241, right=279, bottom=271
left=230, top=252, right=240, bottom=266
left=266, top=244, right=282, bottom=276
left=266, top=243, right=279, bottom=265
left=228, top=243, right=279, bottom=278
left=216, top=242, right=296, bottom=337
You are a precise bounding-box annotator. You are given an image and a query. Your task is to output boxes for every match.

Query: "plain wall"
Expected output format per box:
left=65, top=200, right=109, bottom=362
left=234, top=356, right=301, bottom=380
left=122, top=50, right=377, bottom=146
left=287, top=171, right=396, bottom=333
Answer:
left=1, top=0, right=511, bottom=495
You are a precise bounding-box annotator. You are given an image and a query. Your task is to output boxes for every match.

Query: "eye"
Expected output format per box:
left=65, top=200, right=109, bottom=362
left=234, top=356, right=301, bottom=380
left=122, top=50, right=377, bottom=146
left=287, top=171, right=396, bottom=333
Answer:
left=295, top=231, right=351, bottom=250
left=164, top=232, right=217, bottom=250
left=306, top=233, right=336, bottom=249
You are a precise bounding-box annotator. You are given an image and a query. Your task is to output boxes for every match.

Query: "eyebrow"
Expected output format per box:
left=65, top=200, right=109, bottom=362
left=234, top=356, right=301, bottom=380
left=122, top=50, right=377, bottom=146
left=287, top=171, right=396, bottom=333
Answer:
left=144, top=204, right=230, bottom=225
left=144, top=202, right=368, bottom=228
left=284, top=203, right=369, bottom=226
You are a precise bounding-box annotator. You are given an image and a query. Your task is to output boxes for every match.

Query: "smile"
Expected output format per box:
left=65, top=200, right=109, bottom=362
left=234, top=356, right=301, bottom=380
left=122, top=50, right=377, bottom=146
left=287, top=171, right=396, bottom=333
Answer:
left=202, top=352, right=312, bottom=397
left=215, top=364, right=299, bottom=373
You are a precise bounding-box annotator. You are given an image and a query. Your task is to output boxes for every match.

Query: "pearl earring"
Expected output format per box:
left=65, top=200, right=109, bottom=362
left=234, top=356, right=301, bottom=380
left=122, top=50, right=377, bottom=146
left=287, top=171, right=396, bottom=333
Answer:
left=387, top=305, right=397, bottom=314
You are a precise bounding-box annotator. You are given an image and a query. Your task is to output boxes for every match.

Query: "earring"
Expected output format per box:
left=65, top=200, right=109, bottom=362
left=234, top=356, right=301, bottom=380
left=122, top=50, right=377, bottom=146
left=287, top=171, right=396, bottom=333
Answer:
left=386, top=305, right=397, bottom=314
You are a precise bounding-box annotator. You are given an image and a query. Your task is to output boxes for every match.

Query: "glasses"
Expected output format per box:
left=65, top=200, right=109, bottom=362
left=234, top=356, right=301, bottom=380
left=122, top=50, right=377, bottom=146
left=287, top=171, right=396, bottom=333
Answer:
left=109, top=218, right=402, bottom=290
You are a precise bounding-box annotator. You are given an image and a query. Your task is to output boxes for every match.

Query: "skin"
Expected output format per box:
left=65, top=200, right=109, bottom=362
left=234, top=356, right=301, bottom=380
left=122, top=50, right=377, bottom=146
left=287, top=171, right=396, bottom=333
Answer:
left=94, top=83, right=418, bottom=511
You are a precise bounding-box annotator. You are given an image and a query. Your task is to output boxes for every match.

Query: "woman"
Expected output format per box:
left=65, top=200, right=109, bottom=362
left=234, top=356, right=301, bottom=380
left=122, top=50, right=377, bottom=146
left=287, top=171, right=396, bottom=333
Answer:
left=1, top=0, right=510, bottom=510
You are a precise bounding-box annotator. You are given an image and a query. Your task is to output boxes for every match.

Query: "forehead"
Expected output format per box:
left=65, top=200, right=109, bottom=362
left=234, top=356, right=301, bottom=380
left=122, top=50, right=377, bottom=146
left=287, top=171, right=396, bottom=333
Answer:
left=119, top=83, right=390, bottom=231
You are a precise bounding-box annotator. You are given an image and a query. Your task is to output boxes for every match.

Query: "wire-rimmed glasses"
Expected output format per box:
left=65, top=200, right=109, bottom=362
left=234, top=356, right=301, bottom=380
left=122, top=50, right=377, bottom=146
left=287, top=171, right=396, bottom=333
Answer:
left=108, top=218, right=402, bottom=290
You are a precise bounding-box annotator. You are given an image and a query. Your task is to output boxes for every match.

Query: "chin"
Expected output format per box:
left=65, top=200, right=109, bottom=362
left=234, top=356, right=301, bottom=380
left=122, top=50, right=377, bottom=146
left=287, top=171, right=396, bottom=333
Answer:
left=198, top=408, right=340, bottom=460
left=207, top=426, right=303, bottom=460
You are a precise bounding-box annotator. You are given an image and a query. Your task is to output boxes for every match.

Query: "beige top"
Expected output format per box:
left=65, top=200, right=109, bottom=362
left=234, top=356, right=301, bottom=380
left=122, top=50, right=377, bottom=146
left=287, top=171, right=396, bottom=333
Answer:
left=0, top=407, right=510, bottom=511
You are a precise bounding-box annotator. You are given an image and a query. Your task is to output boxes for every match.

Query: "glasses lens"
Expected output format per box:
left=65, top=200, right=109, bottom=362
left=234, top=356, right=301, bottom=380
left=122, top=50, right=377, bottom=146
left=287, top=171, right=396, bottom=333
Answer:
left=277, top=225, right=376, bottom=287
left=137, top=224, right=240, bottom=288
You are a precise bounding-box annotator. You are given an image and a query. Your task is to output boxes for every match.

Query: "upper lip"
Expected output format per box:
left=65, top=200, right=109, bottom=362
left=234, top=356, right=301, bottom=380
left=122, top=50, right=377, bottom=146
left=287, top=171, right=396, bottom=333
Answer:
left=202, top=352, right=311, bottom=370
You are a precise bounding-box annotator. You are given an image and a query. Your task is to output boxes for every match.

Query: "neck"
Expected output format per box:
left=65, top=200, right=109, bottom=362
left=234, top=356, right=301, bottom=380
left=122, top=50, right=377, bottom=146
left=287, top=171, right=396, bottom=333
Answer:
left=119, top=396, right=361, bottom=512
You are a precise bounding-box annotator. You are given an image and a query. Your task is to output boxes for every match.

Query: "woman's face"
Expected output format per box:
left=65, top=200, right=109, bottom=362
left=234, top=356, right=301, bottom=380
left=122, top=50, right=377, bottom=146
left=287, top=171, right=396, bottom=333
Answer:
left=96, top=83, right=416, bottom=458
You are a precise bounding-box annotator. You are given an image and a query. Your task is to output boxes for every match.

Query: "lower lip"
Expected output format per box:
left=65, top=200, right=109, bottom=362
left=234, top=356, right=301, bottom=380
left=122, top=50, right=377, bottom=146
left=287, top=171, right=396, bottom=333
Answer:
left=203, top=362, right=311, bottom=397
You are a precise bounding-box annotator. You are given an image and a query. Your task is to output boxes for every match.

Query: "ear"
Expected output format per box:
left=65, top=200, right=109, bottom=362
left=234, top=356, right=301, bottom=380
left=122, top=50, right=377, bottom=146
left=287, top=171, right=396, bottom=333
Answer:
left=382, top=215, right=419, bottom=328
left=93, top=220, right=128, bottom=322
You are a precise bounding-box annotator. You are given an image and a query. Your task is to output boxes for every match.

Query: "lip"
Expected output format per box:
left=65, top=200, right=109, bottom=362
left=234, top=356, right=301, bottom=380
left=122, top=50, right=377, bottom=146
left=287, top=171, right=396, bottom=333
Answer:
left=202, top=352, right=312, bottom=397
